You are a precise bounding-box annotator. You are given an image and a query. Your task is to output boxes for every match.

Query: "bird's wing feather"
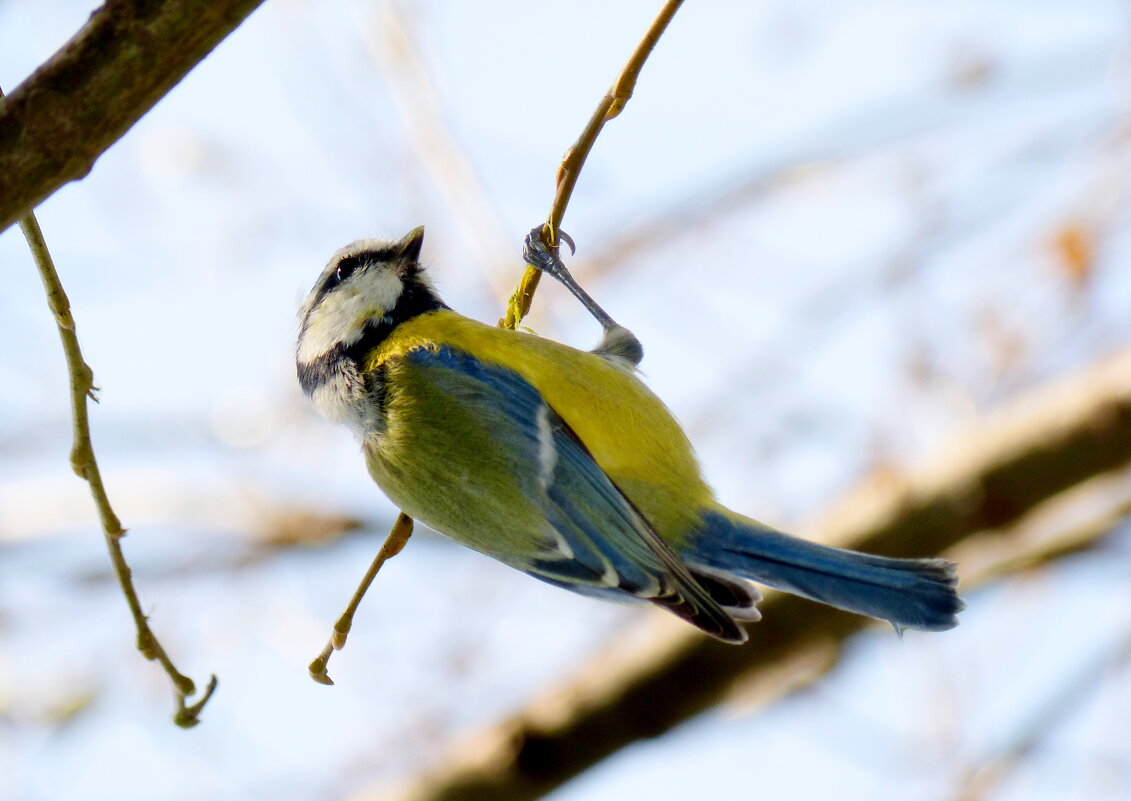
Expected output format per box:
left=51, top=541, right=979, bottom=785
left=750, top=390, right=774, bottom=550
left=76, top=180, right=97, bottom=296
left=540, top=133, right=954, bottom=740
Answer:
left=402, top=344, right=744, bottom=642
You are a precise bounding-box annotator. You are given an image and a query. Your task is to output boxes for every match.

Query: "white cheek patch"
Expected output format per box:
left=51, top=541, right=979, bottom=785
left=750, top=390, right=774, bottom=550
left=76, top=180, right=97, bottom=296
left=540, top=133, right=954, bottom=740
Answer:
left=297, top=268, right=405, bottom=362
left=361, top=267, right=408, bottom=315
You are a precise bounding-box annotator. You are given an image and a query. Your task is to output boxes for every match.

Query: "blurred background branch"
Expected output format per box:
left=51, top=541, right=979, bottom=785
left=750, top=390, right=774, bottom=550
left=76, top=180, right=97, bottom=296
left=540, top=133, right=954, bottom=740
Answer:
left=360, top=3, right=515, bottom=299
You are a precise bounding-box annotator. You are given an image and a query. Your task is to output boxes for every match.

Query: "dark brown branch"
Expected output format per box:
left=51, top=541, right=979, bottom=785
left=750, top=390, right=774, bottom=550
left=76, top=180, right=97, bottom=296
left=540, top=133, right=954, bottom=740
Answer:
left=0, top=0, right=267, bottom=234
left=378, top=348, right=1131, bottom=801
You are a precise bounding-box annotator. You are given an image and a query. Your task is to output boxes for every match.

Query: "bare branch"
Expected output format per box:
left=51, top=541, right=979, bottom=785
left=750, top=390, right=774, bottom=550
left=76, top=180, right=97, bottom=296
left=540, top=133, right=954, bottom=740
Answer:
left=0, top=0, right=266, bottom=234
left=375, top=348, right=1131, bottom=801
left=16, top=202, right=217, bottom=728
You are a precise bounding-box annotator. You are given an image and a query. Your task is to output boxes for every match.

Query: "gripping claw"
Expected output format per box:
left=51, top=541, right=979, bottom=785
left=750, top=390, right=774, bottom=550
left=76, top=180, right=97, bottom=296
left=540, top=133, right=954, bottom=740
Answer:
left=521, top=226, right=641, bottom=364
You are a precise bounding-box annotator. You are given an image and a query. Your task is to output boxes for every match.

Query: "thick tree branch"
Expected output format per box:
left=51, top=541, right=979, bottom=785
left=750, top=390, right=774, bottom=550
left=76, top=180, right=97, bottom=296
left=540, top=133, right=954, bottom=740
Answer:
left=0, top=0, right=266, bottom=234
left=377, top=348, right=1131, bottom=801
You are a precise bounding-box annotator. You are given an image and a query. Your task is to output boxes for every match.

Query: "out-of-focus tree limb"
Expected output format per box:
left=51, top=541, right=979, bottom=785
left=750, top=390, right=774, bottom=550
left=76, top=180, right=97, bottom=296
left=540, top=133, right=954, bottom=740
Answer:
left=371, top=349, right=1131, bottom=801
left=362, top=4, right=515, bottom=300
left=0, top=0, right=266, bottom=234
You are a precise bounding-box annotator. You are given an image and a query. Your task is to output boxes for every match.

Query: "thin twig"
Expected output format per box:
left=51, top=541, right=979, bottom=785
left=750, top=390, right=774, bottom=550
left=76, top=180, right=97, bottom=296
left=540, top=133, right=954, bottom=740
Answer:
left=16, top=207, right=217, bottom=728
left=309, top=513, right=414, bottom=685
left=500, top=0, right=685, bottom=329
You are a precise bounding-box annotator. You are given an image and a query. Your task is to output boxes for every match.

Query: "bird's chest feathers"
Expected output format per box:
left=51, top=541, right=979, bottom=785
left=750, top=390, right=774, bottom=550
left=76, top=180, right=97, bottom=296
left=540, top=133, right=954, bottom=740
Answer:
left=310, top=359, right=385, bottom=438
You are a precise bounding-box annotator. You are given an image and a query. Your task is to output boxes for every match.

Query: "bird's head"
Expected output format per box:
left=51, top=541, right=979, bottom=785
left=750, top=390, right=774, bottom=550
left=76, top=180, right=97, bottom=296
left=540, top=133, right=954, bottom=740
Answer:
left=296, top=226, right=447, bottom=375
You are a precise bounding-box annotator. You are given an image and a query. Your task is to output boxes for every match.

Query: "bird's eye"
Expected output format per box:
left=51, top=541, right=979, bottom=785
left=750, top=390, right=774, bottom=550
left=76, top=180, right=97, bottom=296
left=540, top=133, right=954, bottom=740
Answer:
left=335, top=258, right=360, bottom=284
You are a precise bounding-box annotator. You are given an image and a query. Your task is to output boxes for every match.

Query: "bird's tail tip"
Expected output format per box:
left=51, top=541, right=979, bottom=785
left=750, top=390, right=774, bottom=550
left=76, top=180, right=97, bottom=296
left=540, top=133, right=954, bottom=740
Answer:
left=684, top=509, right=964, bottom=634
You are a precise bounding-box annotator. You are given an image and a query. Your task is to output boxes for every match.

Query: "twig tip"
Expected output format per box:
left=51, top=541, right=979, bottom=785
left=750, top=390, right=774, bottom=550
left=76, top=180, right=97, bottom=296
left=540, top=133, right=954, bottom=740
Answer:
left=309, top=657, right=335, bottom=686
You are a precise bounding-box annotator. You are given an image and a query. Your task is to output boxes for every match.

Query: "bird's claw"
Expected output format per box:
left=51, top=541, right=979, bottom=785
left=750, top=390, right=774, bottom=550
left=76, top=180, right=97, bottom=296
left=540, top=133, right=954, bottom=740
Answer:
left=520, top=225, right=621, bottom=333
left=522, top=227, right=554, bottom=273
left=522, top=226, right=577, bottom=276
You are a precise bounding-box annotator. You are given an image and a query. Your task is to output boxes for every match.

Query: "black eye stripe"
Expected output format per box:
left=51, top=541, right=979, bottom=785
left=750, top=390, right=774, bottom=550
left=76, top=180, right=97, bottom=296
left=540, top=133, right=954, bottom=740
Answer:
left=317, top=254, right=371, bottom=301
left=308, top=244, right=419, bottom=315
left=334, top=254, right=365, bottom=284
left=322, top=246, right=405, bottom=293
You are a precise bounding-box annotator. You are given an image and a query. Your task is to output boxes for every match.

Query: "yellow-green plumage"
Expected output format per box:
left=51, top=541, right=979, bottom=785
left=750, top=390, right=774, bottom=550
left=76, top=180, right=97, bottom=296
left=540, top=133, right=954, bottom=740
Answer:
left=364, top=309, right=709, bottom=558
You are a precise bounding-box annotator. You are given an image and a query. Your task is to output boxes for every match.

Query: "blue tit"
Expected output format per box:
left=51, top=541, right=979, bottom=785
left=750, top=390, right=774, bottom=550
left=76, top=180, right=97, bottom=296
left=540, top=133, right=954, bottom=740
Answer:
left=296, top=227, right=962, bottom=643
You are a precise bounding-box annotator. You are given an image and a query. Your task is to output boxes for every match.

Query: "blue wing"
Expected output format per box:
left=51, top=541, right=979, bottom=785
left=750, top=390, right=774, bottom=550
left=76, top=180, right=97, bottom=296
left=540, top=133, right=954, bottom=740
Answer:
left=403, top=345, right=745, bottom=643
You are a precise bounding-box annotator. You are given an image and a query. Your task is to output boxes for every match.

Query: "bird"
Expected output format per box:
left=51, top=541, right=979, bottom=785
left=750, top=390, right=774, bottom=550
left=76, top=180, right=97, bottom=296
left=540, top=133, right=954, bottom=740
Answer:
left=296, top=226, right=962, bottom=644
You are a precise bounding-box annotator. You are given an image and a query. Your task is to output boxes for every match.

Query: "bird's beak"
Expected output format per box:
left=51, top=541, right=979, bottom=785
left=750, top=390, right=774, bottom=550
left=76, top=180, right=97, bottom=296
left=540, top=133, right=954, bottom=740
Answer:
left=396, top=226, right=425, bottom=262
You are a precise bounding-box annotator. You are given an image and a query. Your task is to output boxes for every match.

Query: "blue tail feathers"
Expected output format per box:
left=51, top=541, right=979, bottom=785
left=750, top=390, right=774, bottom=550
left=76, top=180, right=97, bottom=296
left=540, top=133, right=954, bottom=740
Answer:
left=684, top=510, right=963, bottom=632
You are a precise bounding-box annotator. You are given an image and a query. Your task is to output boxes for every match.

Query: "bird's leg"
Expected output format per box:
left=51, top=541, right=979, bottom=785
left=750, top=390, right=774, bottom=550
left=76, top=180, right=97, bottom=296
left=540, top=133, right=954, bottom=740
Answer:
left=522, top=227, right=643, bottom=366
